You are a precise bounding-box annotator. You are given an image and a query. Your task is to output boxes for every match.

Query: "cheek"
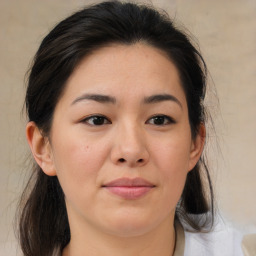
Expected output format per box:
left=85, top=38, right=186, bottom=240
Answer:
left=150, top=133, right=191, bottom=200
left=51, top=135, right=110, bottom=196
left=157, top=147, right=188, bottom=195
left=152, top=132, right=192, bottom=174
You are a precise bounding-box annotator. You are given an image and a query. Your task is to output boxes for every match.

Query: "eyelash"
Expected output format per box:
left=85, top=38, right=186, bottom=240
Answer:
left=146, top=115, right=176, bottom=126
left=81, top=115, right=111, bottom=126
left=81, top=114, right=175, bottom=126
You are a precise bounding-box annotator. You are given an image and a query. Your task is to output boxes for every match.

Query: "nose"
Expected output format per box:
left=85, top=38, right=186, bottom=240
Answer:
left=110, top=123, right=149, bottom=167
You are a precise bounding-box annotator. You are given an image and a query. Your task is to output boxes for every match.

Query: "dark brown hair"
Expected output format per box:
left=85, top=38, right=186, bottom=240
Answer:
left=18, top=1, right=214, bottom=255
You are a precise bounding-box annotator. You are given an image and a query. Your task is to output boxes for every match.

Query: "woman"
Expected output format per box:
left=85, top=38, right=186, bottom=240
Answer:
left=18, top=1, right=244, bottom=255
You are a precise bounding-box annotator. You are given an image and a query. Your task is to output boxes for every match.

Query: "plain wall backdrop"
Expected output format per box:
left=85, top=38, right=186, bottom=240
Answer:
left=0, top=0, right=255, bottom=255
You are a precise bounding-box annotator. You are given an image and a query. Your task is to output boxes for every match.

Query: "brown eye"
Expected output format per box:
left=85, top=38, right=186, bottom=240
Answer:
left=146, top=115, right=175, bottom=126
left=82, top=115, right=111, bottom=126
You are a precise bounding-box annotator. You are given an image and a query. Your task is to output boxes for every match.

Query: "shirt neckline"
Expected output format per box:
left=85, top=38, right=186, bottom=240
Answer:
left=173, top=220, right=185, bottom=256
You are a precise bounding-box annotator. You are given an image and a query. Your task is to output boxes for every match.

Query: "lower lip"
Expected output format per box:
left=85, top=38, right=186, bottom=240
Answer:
left=104, top=186, right=153, bottom=200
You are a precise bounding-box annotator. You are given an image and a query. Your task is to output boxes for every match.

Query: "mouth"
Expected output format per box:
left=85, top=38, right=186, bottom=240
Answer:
left=102, top=177, right=155, bottom=200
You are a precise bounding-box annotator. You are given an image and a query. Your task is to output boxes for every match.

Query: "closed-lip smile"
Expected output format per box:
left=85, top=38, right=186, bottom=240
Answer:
left=102, top=177, right=155, bottom=200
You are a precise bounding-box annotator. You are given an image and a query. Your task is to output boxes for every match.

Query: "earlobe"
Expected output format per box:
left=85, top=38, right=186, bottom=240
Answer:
left=26, top=122, right=56, bottom=176
left=188, top=124, right=206, bottom=171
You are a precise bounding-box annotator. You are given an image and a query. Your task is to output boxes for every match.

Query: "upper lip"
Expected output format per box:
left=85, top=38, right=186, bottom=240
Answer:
left=103, top=177, right=155, bottom=187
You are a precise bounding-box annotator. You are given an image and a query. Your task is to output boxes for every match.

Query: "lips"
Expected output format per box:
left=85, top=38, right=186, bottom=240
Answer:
left=102, top=177, right=155, bottom=200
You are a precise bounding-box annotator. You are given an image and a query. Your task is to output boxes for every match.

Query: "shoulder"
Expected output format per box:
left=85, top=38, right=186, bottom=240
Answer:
left=183, top=219, right=244, bottom=256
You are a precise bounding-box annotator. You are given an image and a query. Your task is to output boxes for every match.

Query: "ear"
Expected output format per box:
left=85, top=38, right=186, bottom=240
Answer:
left=26, top=121, right=56, bottom=176
left=188, top=124, right=206, bottom=171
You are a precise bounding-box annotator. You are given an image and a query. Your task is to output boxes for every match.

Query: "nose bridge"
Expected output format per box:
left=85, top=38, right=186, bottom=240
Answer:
left=121, top=120, right=142, bottom=150
left=111, top=118, right=149, bottom=166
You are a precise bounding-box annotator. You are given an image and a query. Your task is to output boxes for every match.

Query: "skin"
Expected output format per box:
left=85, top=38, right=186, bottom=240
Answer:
left=27, top=43, right=205, bottom=256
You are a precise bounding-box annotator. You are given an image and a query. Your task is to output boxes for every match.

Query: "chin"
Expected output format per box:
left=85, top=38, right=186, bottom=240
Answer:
left=106, top=223, right=154, bottom=238
left=100, top=212, right=161, bottom=238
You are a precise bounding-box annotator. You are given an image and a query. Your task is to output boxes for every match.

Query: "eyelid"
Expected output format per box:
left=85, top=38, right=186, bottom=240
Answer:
left=81, top=114, right=112, bottom=125
left=146, top=114, right=176, bottom=125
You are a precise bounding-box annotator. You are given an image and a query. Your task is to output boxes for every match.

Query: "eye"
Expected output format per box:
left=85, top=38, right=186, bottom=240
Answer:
left=146, top=115, right=175, bottom=126
left=82, top=115, right=111, bottom=126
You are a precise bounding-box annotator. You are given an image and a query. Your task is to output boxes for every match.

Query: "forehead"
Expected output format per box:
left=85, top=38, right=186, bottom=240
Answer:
left=60, top=43, right=186, bottom=106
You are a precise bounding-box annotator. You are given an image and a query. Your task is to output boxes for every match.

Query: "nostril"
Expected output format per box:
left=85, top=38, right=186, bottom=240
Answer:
left=117, top=158, right=145, bottom=164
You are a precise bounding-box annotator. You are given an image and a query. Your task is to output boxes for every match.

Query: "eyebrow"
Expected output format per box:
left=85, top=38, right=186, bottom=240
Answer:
left=143, top=94, right=182, bottom=109
left=71, top=93, right=182, bottom=108
left=71, top=93, right=116, bottom=105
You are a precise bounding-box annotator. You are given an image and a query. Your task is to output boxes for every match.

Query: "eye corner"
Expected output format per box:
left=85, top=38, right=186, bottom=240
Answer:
left=146, top=114, right=176, bottom=126
left=81, top=114, right=111, bottom=126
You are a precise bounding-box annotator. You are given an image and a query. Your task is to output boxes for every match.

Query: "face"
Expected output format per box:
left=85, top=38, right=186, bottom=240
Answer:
left=30, top=43, right=204, bottom=238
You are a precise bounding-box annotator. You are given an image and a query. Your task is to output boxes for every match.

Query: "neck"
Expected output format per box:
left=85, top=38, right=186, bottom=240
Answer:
left=62, top=215, right=176, bottom=256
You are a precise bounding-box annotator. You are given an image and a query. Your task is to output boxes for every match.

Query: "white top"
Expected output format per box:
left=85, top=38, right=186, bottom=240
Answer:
left=174, top=219, right=244, bottom=256
left=184, top=224, right=244, bottom=255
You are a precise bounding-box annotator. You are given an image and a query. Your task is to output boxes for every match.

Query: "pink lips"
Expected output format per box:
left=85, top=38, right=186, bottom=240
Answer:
left=102, top=177, right=155, bottom=200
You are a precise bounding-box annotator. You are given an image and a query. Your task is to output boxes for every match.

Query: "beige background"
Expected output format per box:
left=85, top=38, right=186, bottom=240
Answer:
left=0, top=0, right=255, bottom=255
